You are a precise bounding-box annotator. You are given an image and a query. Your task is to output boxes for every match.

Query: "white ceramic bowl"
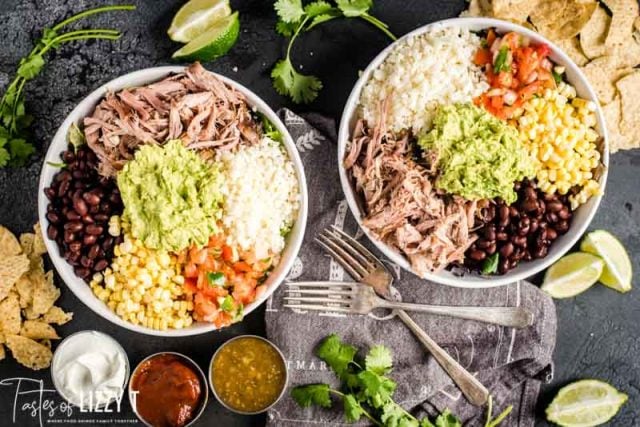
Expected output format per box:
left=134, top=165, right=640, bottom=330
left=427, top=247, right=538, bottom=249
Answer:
left=338, top=17, right=609, bottom=288
left=38, top=66, right=308, bottom=336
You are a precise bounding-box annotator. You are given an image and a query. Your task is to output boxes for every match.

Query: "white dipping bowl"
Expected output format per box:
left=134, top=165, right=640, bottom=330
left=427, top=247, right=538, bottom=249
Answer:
left=38, top=66, right=308, bottom=336
left=337, top=17, right=609, bottom=288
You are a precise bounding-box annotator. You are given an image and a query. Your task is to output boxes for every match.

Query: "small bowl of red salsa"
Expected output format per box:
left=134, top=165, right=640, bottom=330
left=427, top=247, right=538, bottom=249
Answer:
left=209, top=335, right=288, bottom=415
left=129, top=352, right=208, bottom=427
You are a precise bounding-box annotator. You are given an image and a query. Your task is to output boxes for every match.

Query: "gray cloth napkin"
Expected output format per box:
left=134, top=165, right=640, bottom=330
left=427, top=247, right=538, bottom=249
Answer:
left=265, top=109, right=557, bottom=427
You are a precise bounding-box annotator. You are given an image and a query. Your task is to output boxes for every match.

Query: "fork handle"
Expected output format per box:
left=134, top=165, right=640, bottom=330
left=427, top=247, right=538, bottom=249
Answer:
left=397, top=310, right=489, bottom=406
left=377, top=300, right=534, bottom=328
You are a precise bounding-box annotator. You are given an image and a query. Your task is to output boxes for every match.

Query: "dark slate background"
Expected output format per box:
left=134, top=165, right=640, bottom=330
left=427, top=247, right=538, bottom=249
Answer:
left=0, top=1, right=638, bottom=426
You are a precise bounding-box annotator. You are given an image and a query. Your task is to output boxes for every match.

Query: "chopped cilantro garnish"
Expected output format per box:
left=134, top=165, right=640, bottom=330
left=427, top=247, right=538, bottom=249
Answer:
left=482, top=253, right=499, bottom=275
left=207, top=271, right=226, bottom=287
left=218, top=295, right=235, bottom=312
left=493, top=46, right=510, bottom=73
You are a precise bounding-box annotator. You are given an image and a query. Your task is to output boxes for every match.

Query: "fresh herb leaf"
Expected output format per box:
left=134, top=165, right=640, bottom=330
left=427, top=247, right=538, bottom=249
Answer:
left=17, top=54, right=45, bottom=80
left=307, top=12, right=339, bottom=30
left=0, top=147, right=9, bottom=167
left=552, top=70, right=563, bottom=85
left=46, top=161, right=67, bottom=168
left=8, top=139, right=36, bottom=165
left=357, top=369, right=396, bottom=408
left=493, top=46, right=510, bottom=73
left=260, top=114, right=283, bottom=143
left=316, top=334, right=358, bottom=380
left=343, top=394, right=365, bottom=422
left=68, top=123, right=85, bottom=152
left=481, top=253, right=499, bottom=275
left=276, top=20, right=299, bottom=37
left=420, top=419, right=436, bottom=427
left=335, top=0, right=372, bottom=17
left=304, top=1, right=334, bottom=17
left=365, top=345, right=393, bottom=375
left=275, top=0, right=305, bottom=23
left=207, top=271, right=226, bottom=287
left=434, top=409, right=462, bottom=427
left=487, top=406, right=513, bottom=427
left=218, top=295, right=235, bottom=312
left=291, top=384, right=333, bottom=408
left=271, top=58, right=323, bottom=104
left=381, top=401, right=406, bottom=426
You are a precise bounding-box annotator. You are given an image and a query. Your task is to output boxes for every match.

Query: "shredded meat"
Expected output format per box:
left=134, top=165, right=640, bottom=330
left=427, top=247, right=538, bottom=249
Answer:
left=345, top=99, right=477, bottom=275
left=85, top=62, right=261, bottom=177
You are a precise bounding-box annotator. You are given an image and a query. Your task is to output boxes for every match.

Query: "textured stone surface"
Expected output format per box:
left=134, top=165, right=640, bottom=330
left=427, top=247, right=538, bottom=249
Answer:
left=0, top=1, right=638, bottom=426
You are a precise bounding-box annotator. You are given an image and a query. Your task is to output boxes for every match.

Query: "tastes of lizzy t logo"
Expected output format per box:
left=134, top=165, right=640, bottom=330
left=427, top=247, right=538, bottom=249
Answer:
left=0, top=377, right=126, bottom=427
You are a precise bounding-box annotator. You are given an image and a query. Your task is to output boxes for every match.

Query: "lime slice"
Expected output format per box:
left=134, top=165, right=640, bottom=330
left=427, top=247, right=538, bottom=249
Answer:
left=541, top=252, right=604, bottom=298
left=172, top=11, right=240, bottom=62
left=168, top=0, right=232, bottom=43
left=580, top=230, right=633, bottom=293
left=546, top=380, right=628, bottom=426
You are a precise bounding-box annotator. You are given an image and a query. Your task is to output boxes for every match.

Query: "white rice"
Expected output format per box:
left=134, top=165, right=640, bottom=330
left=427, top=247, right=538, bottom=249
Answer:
left=218, top=137, right=300, bottom=259
left=359, top=26, right=490, bottom=134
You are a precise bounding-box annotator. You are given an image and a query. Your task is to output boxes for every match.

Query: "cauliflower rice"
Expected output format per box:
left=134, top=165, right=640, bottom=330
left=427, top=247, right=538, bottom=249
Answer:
left=218, top=137, right=300, bottom=259
left=359, top=26, right=489, bottom=134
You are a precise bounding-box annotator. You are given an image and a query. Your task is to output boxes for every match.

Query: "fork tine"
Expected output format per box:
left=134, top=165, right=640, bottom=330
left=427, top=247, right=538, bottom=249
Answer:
left=315, top=237, right=365, bottom=280
left=317, top=234, right=369, bottom=277
left=286, top=281, right=354, bottom=288
left=284, top=296, right=351, bottom=304
left=322, top=229, right=377, bottom=273
left=285, top=289, right=353, bottom=296
left=329, top=225, right=385, bottom=270
left=284, top=303, right=353, bottom=314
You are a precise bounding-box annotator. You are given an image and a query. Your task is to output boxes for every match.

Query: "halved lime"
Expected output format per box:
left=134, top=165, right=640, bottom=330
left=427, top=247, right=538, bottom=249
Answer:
left=172, top=11, right=240, bottom=62
left=541, top=252, right=604, bottom=298
left=168, top=0, right=232, bottom=43
left=546, top=380, right=628, bottom=426
left=580, top=230, right=632, bottom=293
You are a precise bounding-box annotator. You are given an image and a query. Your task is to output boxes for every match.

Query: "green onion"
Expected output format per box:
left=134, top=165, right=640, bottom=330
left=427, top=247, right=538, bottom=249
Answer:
left=493, top=46, right=510, bottom=73
left=207, top=271, right=226, bottom=287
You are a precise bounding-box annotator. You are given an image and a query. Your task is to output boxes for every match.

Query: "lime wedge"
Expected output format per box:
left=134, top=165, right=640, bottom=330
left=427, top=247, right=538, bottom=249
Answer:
left=541, top=252, right=604, bottom=298
left=546, top=380, right=628, bottom=427
left=580, top=230, right=633, bottom=293
left=172, top=11, right=239, bottom=62
left=168, top=0, right=232, bottom=43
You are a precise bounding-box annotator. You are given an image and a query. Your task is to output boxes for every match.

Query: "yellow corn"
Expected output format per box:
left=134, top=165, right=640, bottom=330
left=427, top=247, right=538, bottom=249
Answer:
left=515, top=86, right=601, bottom=209
left=90, top=229, right=193, bottom=330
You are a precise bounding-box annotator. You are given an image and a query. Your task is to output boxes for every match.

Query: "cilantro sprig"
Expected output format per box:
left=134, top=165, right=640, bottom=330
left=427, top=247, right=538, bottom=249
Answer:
left=0, top=4, right=135, bottom=167
left=292, top=334, right=513, bottom=427
left=272, top=0, right=395, bottom=104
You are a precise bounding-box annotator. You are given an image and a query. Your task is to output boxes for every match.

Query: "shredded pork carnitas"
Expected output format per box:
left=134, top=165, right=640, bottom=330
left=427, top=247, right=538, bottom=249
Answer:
left=346, top=100, right=478, bottom=275
left=84, top=62, right=261, bottom=177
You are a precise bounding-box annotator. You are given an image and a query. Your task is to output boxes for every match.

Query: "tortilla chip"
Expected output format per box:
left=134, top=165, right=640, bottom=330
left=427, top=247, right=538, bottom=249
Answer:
left=530, top=0, right=597, bottom=41
left=19, top=233, right=34, bottom=257
left=5, top=335, right=52, bottom=370
left=0, top=293, right=22, bottom=335
left=602, top=97, right=635, bottom=152
left=615, top=71, right=640, bottom=136
left=603, top=0, right=639, bottom=52
left=0, top=255, right=30, bottom=300
left=20, top=320, right=60, bottom=340
left=15, top=274, right=35, bottom=308
left=556, top=37, right=589, bottom=66
left=580, top=6, right=611, bottom=59
left=39, top=339, right=52, bottom=349
left=22, top=305, right=41, bottom=320
left=0, top=226, right=21, bottom=259
left=41, top=306, right=73, bottom=325
left=491, top=0, right=538, bottom=23
left=580, top=57, right=633, bottom=104
left=31, top=271, right=60, bottom=316
left=460, top=0, right=493, bottom=17
left=32, top=223, right=47, bottom=256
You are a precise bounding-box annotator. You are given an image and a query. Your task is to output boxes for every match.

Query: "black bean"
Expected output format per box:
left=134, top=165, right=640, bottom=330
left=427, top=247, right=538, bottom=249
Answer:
left=85, top=224, right=104, bottom=235
left=88, top=244, right=100, bottom=260
left=94, top=213, right=109, bottom=222
left=47, top=225, right=58, bottom=240
left=555, top=220, right=569, bottom=233
left=101, top=237, right=115, bottom=252
left=533, top=245, right=548, bottom=259
left=82, top=192, right=101, bottom=206
left=546, top=228, right=558, bottom=241
left=546, top=212, right=558, bottom=223
left=557, top=207, right=571, bottom=220
left=547, top=201, right=563, bottom=213
left=83, top=234, right=98, bottom=245
left=94, top=259, right=109, bottom=272
left=486, top=242, right=497, bottom=255
left=500, top=242, right=514, bottom=258
left=483, top=225, right=496, bottom=241
left=477, top=239, right=492, bottom=249
left=469, top=250, right=487, bottom=261
left=73, top=198, right=88, bottom=216
left=496, top=232, right=509, bottom=241
left=68, top=242, right=82, bottom=253
left=74, top=267, right=91, bottom=279
left=522, top=198, right=538, bottom=212
left=82, top=214, right=95, bottom=224
left=509, top=206, right=519, bottom=218
left=64, top=221, right=84, bottom=232
left=46, top=212, right=61, bottom=224
left=66, top=211, right=82, bottom=221
left=512, top=235, right=527, bottom=247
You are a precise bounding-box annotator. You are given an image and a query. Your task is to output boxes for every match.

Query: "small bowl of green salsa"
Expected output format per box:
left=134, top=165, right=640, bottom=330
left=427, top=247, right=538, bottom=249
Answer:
left=209, top=335, right=288, bottom=414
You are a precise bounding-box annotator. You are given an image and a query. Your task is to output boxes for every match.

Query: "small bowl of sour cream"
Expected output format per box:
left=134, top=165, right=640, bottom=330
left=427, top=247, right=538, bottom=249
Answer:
left=51, top=330, right=129, bottom=410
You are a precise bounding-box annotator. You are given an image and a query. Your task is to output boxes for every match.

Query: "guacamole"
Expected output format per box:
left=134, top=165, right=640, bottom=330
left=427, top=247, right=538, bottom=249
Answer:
left=117, top=140, right=223, bottom=252
left=418, top=103, right=533, bottom=204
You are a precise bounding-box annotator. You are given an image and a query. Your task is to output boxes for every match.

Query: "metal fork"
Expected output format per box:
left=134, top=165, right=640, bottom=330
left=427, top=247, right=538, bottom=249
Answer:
left=284, top=281, right=533, bottom=327
left=311, top=226, right=493, bottom=406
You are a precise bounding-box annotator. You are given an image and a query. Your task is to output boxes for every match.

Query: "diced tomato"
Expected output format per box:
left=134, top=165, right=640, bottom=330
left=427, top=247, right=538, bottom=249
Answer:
left=474, top=48, right=492, bottom=66
left=184, top=263, right=198, bottom=279
left=495, top=71, right=513, bottom=88
left=184, top=278, right=198, bottom=293
left=490, top=95, right=504, bottom=110
left=207, top=234, right=225, bottom=248
left=487, top=29, right=497, bottom=47
left=518, top=81, right=544, bottom=102
left=213, top=312, right=233, bottom=328
left=221, top=245, right=237, bottom=262
left=233, top=261, right=253, bottom=273
left=232, top=280, right=257, bottom=305
left=515, top=47, right=539, bottom=82
left=189, top=247, right=208, bottom=265
left=502, top=32, right=520, bottom=50
left=535, top=43, right=551, bottom=58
